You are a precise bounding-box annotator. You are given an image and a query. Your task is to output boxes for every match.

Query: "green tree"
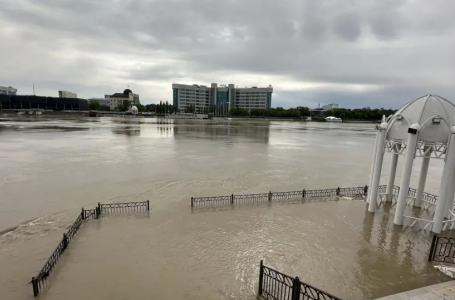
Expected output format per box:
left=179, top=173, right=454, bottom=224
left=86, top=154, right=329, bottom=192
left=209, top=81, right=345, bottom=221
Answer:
left=186, top=104, right=196, bottom=113
left=119, top=100, right=130, bottom=112
left=89, top=101, right=101, bottom=110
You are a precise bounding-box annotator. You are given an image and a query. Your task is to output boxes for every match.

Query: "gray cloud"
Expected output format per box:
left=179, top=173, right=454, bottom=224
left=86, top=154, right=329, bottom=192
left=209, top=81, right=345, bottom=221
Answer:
left=0, top=0, right=454, bottom=108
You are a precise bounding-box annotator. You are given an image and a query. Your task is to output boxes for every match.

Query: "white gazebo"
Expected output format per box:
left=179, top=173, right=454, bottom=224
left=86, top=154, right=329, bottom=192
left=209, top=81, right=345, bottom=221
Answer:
left=366, top=94, right=455, bottom=233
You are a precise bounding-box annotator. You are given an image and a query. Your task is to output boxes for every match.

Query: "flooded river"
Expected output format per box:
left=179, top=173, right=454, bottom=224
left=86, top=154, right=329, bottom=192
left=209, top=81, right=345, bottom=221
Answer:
left=0, top=116, right=449, bottom=299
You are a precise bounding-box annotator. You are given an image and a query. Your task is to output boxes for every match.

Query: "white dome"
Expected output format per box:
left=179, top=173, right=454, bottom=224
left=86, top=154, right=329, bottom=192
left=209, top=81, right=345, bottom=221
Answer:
left=386, top=94, right=455, bottom=143
left=131, top=106, right=138, bottom=114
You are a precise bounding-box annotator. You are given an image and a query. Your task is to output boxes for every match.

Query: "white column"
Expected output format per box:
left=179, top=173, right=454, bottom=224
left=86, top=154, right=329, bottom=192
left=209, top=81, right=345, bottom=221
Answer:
left=367, top=129, right=381, bottom=203
left=414, top=146, right=432, bottom=207
left=444, top=167, right=455, bottom=220
left=394, top=124, right=420, bottom=225
left=385, top=145, right=400, bottom=202
left=433, top=127, right=455, bottom=233
left=368, top=122, right=388, bottom=212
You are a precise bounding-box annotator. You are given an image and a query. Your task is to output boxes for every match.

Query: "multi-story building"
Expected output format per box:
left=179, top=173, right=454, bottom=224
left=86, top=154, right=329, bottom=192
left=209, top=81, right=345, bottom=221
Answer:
left=58, top=91, right=77, bottom=98
left=104, top=89, right=135, bottom=111
left=0, top=86, right=17, bottom=96
left=321, top=103, right=338, bottom=110
left=172, top=83, right=273, bottom=113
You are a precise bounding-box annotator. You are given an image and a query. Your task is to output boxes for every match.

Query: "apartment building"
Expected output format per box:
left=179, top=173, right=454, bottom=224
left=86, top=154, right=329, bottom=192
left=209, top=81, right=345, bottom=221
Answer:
left=58, top=91, right=77, bottom=98
left=172, top=83, right=273, bottom=112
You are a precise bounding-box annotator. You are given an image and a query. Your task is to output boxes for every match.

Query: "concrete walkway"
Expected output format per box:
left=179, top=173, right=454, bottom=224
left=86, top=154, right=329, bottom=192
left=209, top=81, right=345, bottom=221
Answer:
left=376, top=280, right=455, bottom=299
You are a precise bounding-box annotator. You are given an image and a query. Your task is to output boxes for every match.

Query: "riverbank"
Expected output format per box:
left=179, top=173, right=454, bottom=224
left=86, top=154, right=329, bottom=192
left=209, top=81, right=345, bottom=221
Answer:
left=1, top=110, right=380, bottom=123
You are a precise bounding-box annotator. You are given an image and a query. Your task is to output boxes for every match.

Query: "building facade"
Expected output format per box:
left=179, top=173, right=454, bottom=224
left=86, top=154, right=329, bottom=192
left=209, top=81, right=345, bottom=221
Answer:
left=104, top=90, right=134, bottom=111
left=172, top=83, right=273, bottom=113
left=321, top=103, right=338, bottom=110
left=0, top=86, right=17, bottom=96
left=58, top=91, right=78, bottom=98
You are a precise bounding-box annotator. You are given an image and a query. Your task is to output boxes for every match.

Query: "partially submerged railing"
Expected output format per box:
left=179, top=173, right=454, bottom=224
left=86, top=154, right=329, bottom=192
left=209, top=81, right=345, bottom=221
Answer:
left=191, top=186, right=368, bottom=208
left=258, top=260, right=343, bottom=300
left=31, top=200, right=149, bottom=297
left=428, top=235, right=455, bottom=264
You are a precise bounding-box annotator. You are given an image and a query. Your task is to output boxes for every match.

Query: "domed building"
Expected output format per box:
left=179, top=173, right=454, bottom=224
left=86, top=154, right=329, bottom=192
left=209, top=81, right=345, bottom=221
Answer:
left=131, top=106, right=138, bottom=114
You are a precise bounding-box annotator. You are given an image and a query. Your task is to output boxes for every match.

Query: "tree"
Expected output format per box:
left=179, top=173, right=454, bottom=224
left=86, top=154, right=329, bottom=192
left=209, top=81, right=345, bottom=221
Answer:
left=89, top=101, right=100, bottom=110
left=119, top=100, right=130, bottom=112
left=186, top=104, right=195, bottom=113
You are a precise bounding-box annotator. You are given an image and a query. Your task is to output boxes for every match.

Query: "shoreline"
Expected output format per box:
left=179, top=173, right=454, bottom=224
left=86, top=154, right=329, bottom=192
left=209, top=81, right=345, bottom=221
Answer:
left=0, top=111, right=379, bottom=123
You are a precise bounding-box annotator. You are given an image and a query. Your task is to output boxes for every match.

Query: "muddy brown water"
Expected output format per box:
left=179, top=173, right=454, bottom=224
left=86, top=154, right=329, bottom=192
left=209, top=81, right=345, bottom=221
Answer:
left=0, top=116, right=450, bottom=299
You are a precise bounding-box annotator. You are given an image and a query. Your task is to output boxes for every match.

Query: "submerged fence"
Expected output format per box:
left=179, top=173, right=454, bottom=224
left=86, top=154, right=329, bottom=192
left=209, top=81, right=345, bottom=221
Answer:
left=192, top=184, right=440, bottom=209
left=428, top=235, right=455, bottom=264
left=191, top=186, right=368, bottom=208
left=31, top=200, right=149, bottom=297
left=258, top=260, right=343, bottom=300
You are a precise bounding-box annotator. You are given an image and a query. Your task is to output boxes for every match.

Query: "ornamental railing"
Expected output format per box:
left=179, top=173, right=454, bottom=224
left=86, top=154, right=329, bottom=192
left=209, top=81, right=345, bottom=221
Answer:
left=428, top=235, right=455, bottom=264
left=31, top=200, right=149, bottom=297
left=191, top=186, right=368, bottom=208
left=258, top=260, right=343, bottom=300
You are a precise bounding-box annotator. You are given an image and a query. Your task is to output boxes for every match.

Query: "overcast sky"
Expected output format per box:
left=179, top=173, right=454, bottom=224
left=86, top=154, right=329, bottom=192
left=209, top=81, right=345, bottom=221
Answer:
left=0, top=0, right=454, bottom=109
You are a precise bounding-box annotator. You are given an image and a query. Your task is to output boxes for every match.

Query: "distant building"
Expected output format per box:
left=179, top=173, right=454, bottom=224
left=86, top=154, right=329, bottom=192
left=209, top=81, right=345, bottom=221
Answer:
left=104, top=89, right=134, bottom=111
left=88, top=98, right=111, bottom=108
left=0, top=86, right=17, bottom=96
left=58, top=91, right=77, bottom=98
left=172, top=83, right=273, bottom=113
left=0, top=94, right=88, bottom=110
left=133, top=94, right=140, bottom=106
left=321, top=103, right=338, bottom=110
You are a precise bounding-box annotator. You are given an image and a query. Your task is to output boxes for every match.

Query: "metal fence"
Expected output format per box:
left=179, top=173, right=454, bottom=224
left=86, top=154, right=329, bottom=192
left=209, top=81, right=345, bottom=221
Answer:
left=428, top=235, right=455, bottom=264
left=31, top=200, right=149, bottom=297
left=258, top=260, right=343, bottom=300
left=191, top=186, right=368, bottom=208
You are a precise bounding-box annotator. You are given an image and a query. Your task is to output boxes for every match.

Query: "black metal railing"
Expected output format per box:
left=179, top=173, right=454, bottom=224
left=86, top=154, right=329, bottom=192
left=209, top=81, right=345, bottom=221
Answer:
left=258, top=260, right=343, bottom=300
left=428, top=235, right=455, bottom=264
left=191, top=186, right=368, bottom=208
left=31, top=200, right=149, bottom=297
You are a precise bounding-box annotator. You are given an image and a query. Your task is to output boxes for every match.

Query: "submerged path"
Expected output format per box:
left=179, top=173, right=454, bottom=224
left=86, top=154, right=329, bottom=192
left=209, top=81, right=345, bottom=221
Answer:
left=376, top=280, right=455, bottom=299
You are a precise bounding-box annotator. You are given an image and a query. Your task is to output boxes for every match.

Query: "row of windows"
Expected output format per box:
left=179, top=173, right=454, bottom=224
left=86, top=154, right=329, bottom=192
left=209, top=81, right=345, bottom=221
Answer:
left=236, top=92, right=267, bottom=95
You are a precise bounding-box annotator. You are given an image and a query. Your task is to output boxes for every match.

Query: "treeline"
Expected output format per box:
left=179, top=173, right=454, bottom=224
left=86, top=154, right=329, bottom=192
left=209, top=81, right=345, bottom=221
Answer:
left=229, top=107, right=311, bottom=118
left=325, top=108, right=396, bottom=120
left=145, top=101, right=177, bottom=114
left=229, top=106, right=396, bottom=121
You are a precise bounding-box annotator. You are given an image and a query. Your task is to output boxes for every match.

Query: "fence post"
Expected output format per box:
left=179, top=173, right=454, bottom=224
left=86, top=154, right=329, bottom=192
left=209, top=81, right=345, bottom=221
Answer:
left=191, top=197, right=194, bottom=208
left=32, top=277, right=38, bottom=297
left=63, top=233, right=68, bottom=250
left=81, top=208, right=85, bottom=220
left=268, top=191, right=272, bottom=202
left=364, top=185, right=368, bottom=195
left=258, top=260, right=264, bottom=295
left=147, top=200, right=150, bottom=211
left=231, top=194, right=234, bottom=204
left=428, top=234, right=438, bottom=261
left=292, top=276, right=301, bottom=300
left=336, top=187, right=340, bottom=196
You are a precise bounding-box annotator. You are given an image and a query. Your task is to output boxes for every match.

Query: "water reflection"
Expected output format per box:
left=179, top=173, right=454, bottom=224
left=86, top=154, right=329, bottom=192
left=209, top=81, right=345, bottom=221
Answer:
left=171, top=120, right=270, bottom=143
left=354, top=206, right=443, bottom=299
left=111, top=126, right=141, bottom=136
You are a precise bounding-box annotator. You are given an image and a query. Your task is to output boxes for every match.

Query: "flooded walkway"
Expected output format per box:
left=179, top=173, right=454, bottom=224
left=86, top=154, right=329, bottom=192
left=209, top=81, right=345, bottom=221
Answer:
left=38, top=200, right=447, bottom=300
left=376, top=280, right=455, bottom=299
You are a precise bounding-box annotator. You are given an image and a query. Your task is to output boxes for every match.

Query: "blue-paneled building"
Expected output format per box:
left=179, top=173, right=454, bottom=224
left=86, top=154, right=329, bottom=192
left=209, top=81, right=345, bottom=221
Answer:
left=171, top=83, right=273, bottom=113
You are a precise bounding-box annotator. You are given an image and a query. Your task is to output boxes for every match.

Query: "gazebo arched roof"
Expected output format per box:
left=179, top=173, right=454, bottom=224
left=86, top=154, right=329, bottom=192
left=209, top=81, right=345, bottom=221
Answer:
left=386, top=94, right=455, bottom=144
